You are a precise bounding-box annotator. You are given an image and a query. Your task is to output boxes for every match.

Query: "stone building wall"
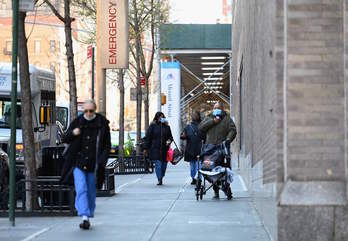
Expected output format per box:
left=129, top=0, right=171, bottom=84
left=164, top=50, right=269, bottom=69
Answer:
left=231, top=0, right=348, bottom=240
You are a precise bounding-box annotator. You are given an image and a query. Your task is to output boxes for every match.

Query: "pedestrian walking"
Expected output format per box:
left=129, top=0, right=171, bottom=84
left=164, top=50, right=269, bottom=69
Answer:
left=180, top=110, right=205, bottom=185
left=199, top=101, right=236, bottom=198
left=61, top=99, right=111, bottom=230
left=144, top=112, right=173, bottom=185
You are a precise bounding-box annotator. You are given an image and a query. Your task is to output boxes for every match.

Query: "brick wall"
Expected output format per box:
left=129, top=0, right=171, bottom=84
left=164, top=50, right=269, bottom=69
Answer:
left=286, top=0, right=345, bottom=182
left=231, top=0, right=277, bottom=184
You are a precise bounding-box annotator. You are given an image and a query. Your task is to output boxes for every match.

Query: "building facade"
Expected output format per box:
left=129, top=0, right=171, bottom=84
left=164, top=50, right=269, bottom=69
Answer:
left=231, top=0, right=348, bottom=240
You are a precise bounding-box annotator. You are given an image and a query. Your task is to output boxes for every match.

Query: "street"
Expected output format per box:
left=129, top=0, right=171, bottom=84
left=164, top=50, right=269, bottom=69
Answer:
left=0, top=162, right=271, bottom=241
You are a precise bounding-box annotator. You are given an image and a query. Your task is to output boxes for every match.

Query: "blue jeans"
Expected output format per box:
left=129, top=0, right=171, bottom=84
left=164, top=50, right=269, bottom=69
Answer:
left=154, top=160, right=167, bottom=181
left=73, top=167, right=96, bottom=217
left=190, top=160, right=198, bottom=179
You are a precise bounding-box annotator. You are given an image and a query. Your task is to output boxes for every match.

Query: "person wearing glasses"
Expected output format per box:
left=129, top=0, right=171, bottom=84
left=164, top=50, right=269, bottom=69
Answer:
left=61, top=99, right=111, bottom=230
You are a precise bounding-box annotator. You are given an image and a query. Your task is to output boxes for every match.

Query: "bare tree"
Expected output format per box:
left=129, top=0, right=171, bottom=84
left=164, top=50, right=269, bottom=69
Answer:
left=43, top=0, right=78, bottom=120
left=129, top=0, right=169, bottom=150
left=18, top=11, right=37, bottom=211
left=72, top=0, right=169, bottom=152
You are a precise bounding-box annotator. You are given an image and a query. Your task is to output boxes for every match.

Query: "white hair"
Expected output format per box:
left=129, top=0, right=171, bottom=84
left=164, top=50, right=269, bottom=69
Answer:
left=83, top=99, right=97, bottom=109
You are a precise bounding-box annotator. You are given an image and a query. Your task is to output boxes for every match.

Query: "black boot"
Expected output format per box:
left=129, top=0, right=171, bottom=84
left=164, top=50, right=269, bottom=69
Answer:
left=191, top=178, right=197, bottom=185
left=79, top=220, right=90, bottom=230
left=157, top=179, right=163, bottom=185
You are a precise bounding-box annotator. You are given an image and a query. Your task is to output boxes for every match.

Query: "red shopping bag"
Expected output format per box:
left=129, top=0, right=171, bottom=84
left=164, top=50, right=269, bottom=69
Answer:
left=167, top=146, right=174, bottom=162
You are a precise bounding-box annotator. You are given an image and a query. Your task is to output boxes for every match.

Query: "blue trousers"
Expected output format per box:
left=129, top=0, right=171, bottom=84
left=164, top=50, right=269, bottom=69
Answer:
left=190, top=160, right=199, bottom=179
left=73, top=167, right=96, bottom=217
left=154, top=160, right=167, bottom=181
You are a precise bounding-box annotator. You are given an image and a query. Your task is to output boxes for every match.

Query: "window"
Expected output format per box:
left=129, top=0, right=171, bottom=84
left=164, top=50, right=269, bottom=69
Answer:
left=50, top=62, right=56, bottom=73
left=56, top=106, right=69, bottom=130
left=34, top=40, right=40, bottom=53
left=0, top=101, right=22, bottom=129
left=5, top=41, right=12, bottom=52
left=50, top=40, right=56, bottom=53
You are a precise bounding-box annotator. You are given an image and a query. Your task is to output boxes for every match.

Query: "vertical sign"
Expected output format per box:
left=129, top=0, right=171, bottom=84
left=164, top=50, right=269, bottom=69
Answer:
left=87, top=45, right=93, bottom=59
left=161, top=62, right=181, bottom=146
left=97, top=0, right=129, bottom=69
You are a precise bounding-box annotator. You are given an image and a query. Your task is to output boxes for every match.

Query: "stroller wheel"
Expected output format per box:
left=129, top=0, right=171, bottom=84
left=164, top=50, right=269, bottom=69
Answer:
left=199, top=187, right=204, bottom=200
left=196, top=186, right=200, bottom=201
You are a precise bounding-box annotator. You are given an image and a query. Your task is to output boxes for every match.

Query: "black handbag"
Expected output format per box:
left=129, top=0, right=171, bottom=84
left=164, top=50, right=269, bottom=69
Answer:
left=170, top=140, right=183, bottom=165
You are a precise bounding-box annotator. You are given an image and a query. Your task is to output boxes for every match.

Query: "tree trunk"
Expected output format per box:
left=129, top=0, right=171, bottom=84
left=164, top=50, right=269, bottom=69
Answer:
left=118, top=70, right=124, bottom=160
left=144, top=76, right=149, bottom=131
left=18, top=11, right=37, bottom=211
left=64, top=0, right=78, bottom=120
left=134, top=0, right=142, bottom=155
left=135, top=44, right=142, bottom=155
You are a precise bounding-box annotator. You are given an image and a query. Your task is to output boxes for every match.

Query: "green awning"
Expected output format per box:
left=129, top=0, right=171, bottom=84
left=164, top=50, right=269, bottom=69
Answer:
left=160, top=24, right=231, bottom=50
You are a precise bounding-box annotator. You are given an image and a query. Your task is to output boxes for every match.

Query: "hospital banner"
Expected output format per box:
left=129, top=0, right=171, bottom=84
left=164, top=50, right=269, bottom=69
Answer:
left=97, top=0, right=129, bottom=69
left=161, top=62, right=181, bottom=146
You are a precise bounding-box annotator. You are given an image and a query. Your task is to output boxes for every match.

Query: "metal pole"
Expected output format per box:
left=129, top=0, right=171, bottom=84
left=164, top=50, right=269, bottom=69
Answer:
left=91, top=47, right=95, bottom=100
left=156, top=2, right=161, bottom=111
left=9, top=0, right=19, bottom=226
left=156, top=30, right=161, bottom=111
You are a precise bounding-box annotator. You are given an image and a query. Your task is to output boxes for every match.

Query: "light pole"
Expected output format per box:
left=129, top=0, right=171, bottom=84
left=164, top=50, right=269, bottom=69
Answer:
left=9, top=0, right=19, bottom=226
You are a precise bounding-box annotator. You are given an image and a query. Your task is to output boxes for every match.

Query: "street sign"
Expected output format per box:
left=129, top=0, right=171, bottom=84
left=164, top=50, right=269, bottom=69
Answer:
left=141, top=76, right=146, bottom=86
left=87, top=45, right=93, bottom=59
left=19, top=0, right=34, bottom=12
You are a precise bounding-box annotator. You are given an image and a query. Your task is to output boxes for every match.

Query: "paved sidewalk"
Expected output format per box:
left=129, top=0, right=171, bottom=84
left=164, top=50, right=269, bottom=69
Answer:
left=0, top=162, right=271, bottom=241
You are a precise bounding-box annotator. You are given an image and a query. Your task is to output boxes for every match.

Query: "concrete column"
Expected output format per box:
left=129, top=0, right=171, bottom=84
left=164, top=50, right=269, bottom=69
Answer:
left=96, top=67, right=106, bottom=116
left=278, top=0, right=348, bottom=240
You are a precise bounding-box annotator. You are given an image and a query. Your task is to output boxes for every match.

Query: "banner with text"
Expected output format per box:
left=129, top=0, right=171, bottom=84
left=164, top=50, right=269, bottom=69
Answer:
left=97, top=0, right=129, bottom=69
left=161, top=62, right=181, bottom=146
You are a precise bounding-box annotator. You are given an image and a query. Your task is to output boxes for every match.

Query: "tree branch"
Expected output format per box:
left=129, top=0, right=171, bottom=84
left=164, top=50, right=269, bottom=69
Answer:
left=43, top=0, right=65, bottom=22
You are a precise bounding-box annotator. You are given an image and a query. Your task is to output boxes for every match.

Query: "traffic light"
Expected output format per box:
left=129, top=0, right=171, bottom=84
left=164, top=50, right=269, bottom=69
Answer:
left=161, top=94, right=166, bottom=105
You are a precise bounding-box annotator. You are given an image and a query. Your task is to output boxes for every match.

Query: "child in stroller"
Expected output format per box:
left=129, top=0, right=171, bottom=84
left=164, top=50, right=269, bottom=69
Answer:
left=195, top=141, right=233, bottom=200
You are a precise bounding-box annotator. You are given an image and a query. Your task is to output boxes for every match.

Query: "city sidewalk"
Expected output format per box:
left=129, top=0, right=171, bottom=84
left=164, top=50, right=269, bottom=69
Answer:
left=0, top=162, right=271, bottom=241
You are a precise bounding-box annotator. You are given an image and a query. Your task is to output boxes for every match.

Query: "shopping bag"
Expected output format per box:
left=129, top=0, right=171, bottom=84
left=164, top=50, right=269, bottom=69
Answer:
left=167, top=147, right=174, bottom=162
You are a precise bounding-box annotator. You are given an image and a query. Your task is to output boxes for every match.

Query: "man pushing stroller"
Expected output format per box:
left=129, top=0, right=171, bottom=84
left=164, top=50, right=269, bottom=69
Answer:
left=199, top=101, right=237, bottom=199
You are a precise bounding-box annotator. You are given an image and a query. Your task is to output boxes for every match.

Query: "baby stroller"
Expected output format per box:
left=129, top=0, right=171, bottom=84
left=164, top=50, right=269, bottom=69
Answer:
left=195, top=141, right=233, bottom=200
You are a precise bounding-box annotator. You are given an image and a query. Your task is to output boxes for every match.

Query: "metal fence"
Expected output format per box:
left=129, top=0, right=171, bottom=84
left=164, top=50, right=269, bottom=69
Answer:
left=108, top=155, right=154, bottom=175
left=0, top=177, right=75, bottom=217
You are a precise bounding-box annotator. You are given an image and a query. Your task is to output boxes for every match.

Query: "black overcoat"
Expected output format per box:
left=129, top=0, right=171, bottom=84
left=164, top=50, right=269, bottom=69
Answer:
left=60, top=114, right=111, bottom=185
left=144, top=121, right=173, bottom=162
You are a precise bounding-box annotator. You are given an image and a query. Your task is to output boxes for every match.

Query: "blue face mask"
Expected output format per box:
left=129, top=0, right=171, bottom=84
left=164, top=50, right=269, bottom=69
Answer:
left=161, top=117, right=167, bottom=123
left=213, top=109, right=222, bottom=117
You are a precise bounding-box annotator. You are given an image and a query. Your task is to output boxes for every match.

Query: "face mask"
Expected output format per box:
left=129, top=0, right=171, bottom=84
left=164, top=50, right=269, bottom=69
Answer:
left=161, top=117, right=167, bottom=123
left=84, top=113, right=96, bottom=121
left=213, top=109, right=222, bottom=117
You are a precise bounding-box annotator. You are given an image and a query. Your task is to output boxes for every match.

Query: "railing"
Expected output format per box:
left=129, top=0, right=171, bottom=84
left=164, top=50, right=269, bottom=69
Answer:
left=0, top=177, right=75, bottom=217
left=108, top=154, right=154, bottom=175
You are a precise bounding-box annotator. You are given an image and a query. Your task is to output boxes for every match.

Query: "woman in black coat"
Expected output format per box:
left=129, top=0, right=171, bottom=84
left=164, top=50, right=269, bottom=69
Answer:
left=144, top=112, right=173, bottom=185
left=180, top=110, right=205, bottom=185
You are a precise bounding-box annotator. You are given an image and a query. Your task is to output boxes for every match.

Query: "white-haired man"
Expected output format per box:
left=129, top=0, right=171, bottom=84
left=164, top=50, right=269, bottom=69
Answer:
left=62, top=99, right=111, bottom=229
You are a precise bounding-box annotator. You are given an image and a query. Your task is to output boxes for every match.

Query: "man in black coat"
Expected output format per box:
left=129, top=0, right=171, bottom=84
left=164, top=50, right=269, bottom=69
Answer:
left=61, top=99, right=111, bottom=230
